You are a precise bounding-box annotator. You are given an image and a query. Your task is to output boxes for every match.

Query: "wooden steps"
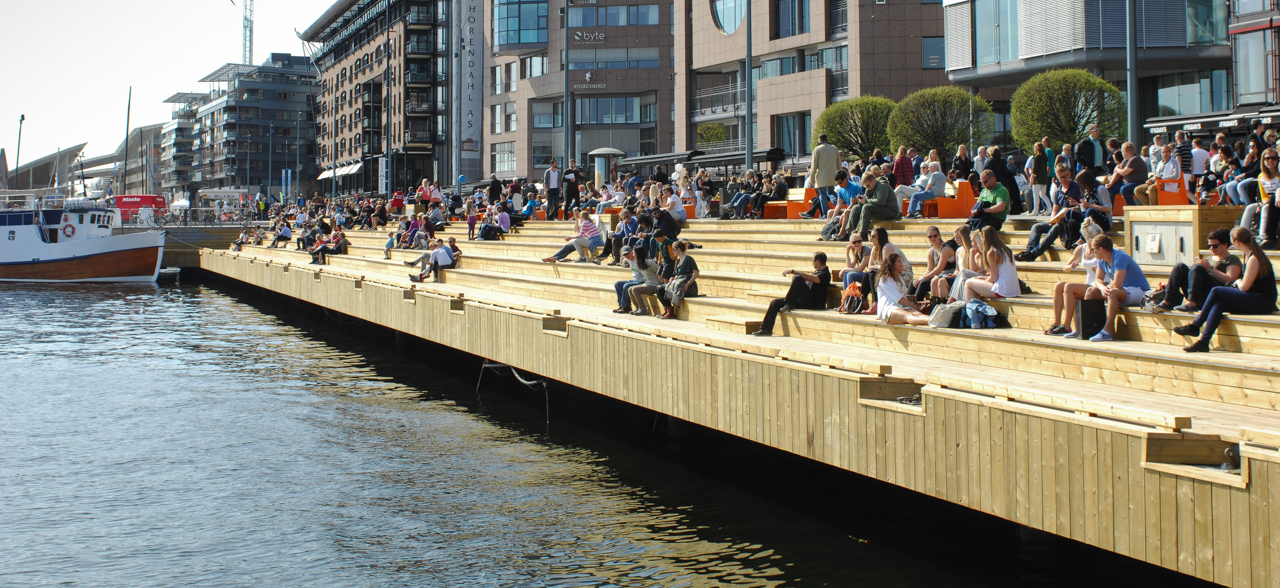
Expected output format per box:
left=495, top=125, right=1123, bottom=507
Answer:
left=705, top=314, right=762, bottom=334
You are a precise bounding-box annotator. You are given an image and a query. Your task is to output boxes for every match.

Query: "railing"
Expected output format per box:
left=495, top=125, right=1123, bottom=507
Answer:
left=407, top=11, right=435, bottom=25
left=406, top=43, right=434, bottom=55
left=406, top=72, right=435, bottom=84
left=828, top=7, right=848, bottom=34
left=830, top=69, right=849, bottom=96
left=693, top=83, right=745, bottom=115
left=406, top=130, right=436, bottom=143
left=696, top=139, right=746, bottom=155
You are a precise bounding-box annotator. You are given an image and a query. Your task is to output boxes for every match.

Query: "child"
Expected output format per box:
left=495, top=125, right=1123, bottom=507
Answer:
left=464, top=200, right=477, bottom=240
left=384, top=230, right=396, bottom=259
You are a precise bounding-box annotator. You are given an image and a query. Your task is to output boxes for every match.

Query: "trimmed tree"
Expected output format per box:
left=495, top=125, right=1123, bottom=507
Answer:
left=813, top=96, right=896, bottom=160
left=1010, top=69, right=1126, bottom=151
left=887, top=86, right=992, bottom=157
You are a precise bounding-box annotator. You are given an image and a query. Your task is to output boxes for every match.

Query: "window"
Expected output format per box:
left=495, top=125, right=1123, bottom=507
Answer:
left=492, top=66, right=504, bottom=95
left=1187, top=0, right=1227, bottom=46
left=492, top=142, right=517, bottom=172
left=640, top=102, right=656, bottom=123
left=973, top=0, right=1017, bottom=65
left=532, top=139, right=554, bottom=169
left=631, top=5, right=660, bottom=24
left=533, top=101, right=563, bottom=127
left=1235, top=0, right=1265, bottom=16
left=521, top=54, right=548, bottom=78
left=567, top=48, right=661, bottom=69
left=505, top=102, right=518, bottom=131
left=922, top=37, right=944, bottom=69
left=507, top=63, right=518, bottom=92
left=773, top=0, right=809, bottom=39
left=1236, top=31, right=1273, bottom=104
left=492, top=104, right=503, bottom=133
left=493, top=0, right=549, bottom=47
left=575, top=97, right=640, bottom=124
left=713, top=0, right=746, bottom=33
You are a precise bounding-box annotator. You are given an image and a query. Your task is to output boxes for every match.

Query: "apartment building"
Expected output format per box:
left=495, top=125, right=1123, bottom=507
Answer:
left=303, top=0, right=452, bottom=195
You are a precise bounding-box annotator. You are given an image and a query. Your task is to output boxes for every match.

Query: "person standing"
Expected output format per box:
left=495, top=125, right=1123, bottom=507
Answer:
left=802, top=134, right=839, bottom=218
left=752, top=252, right=832, bottom=336
left=487, top=173, right=503, bottom=205
left=562, top=158, right=583, bottom=219
left=973, top=146, right=989, bottom=175
left=1075, top=126, right=1107, bottom=176
left=951, top=145, right=973, bottom=180
left=542, top=159, right=562, bottom=220
left=1029, top=143, right=1051, bottom=216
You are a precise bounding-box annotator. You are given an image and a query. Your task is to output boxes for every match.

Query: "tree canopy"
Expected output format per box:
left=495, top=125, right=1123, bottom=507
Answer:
left=887, top=86, right=993, bottom=157
left=1010, top=69, right=1126, bottom=151
left=813, top=96, right=896, bottom=160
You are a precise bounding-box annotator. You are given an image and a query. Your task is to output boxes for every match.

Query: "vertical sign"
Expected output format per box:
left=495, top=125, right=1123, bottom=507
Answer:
left=460, top=0, right=483, bottom=180
left=379, top=156, right=390, bottom=195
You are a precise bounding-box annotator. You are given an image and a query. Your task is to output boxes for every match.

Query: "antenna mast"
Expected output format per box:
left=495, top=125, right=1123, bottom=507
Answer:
left=230, top=0, right=255, bottom=64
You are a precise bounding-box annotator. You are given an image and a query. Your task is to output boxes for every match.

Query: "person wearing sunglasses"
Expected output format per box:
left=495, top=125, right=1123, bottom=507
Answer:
left=1239, top=147, right=1280, bottom=250
left=1153, top=227, right=1243, bottom=313
left=966, top=169, right=1010, bottom=232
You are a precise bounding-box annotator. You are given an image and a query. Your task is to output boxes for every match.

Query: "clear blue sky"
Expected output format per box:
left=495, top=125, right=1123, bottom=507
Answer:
left=0, top=0, right=332, bottom=167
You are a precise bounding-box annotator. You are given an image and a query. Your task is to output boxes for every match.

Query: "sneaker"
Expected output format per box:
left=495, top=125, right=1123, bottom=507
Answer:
left=751, top=330, right=773, bottom=337
left=1088, top=330, right=1113, bottom=342
left=591, top=258, right=601, bottom=265
left=1152, top=301, right=1174, bottom=313
left=574, top=258, right=589, bottom=263
left=408, top=274, right=421, bottom=282
left=799, top=212, right=813, bottom=219
left=1184, top=340, right=1211, bottom=353
left=1173, top=303, right=1198, bottom=313
left=403, top=260, right=414, bottom=266
left=1061, top=330, right=1078, bottom=338
left=612, top=307, right=629, bottom=313
left=1173, top=323, right=1201, bottom=337
left=1044, top=324, right=1071, bottom=336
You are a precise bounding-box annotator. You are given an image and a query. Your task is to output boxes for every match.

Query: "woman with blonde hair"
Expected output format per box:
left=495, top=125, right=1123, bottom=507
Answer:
left=877, top=253, right=931, bottom=325
left=1241, top=147, right=1280, bottom=248
left=932, top=225, right=972, bottom=300
left=963, top=226, right=1020, bottom=300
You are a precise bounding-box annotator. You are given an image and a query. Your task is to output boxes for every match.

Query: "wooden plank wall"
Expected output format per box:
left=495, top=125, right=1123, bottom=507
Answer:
left=201, top=250, right=1280, bottom=588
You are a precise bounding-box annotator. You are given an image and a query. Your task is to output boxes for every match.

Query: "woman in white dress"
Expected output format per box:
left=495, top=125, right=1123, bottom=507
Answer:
left=963, top=225, right=1020, bottom=300
left=948, top=227, right=987, bottom=302
left=877, top=253, right=931, bottom=325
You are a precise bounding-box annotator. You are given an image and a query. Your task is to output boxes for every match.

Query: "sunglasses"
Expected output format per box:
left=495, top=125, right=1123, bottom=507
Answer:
left=1209, top=242, right=1225, bottom=248
left=927, top=234, right=940, bottom=239
left=1266, top=157, right=1279, bottom=161
left=851, top=239, right=863, bottom=244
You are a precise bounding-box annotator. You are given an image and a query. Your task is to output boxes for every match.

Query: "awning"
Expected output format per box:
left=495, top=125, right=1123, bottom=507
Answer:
left=349, top=162, right=364, bottom=175
left=1144, top=103, right=1272, bottom=134
left=317, top=168, right=334, bottom=180
left=619, top=151, right=694, bottom=167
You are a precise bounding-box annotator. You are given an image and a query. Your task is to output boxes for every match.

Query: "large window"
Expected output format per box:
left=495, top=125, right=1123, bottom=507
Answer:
left=922, top=37, right=945, bottom=69
left=567, top=48, right=660, bottom=70
left=1187, top=0, right=1227, bottom=46
left=1235, top=0, right=1266, bottom=16
left=575, top=97, right=641, bottom=124
left=533, top=101, right=563, bottom=128
left=713, top=0, right=746, bottom=33
left=505, top=102, right=518, bottom=132
left=493, top=0, right=548, bottom=47
left=492, top=105, right=503, bottom=134
left=569, top=5, right=658, bottom=26
left=973, top=0, right=1017, bottom=66
left=1236, top=31, right=1273, bottom=104
left=521, top=54, right=548, bottom=78
left=491, top=142, right=517, bottom=173
left=774, top=0, right=810, bottom=39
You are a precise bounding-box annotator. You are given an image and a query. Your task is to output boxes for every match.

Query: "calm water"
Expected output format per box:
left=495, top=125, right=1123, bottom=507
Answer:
left=0, top=280, right=1213, bottom=587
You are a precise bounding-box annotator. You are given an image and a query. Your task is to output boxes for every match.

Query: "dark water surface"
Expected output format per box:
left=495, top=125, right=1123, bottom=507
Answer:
left=0, top=281, right=1213, bottom=587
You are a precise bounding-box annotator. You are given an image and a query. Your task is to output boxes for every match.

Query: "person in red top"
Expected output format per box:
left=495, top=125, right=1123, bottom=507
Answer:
left=892, top=146, right=915, bottom=188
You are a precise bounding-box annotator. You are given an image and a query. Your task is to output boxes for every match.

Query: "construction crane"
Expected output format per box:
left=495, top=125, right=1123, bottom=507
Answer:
left=229, top=0, right=254, bottom=65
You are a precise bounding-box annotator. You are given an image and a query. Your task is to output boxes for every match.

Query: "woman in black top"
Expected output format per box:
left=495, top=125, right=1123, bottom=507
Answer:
left=1175, top=227, right=1278, bottom=352
left=951, top=145, right=973, bottom=180
left=911, top=225, right=957, bottom=301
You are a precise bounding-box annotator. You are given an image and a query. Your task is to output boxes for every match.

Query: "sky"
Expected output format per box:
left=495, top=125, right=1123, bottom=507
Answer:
left=0, top=0, right=334, bottom=168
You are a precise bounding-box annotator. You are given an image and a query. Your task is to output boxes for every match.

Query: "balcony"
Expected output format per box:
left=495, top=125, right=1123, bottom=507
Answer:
left=406, top=72, right=435, bottom=85
left=830, top=69, right=849, bottom=99
left=692, top=83, right=746, bottom=121
left=405, top=130, right=437, bottom=144
left=406, top=43, right=435, bottom=55
left=695, top=139, right=746, bottom=155
left=828, top=7, right=848, bottom=36
left=407, top=11, right=435, bottom=26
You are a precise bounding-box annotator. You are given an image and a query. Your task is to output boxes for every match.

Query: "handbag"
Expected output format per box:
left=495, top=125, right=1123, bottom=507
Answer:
left=837, top=282, right=864, bottom=314
left=927, top=300, right=966, bottom=328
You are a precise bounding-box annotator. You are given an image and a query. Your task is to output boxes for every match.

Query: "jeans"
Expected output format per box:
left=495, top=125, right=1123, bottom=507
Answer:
left=1165, top=263, right=1226, bottom=308
left=545, top=188, right=562, bottom=219
left=615, top=279, right=644, bottom=309
left=907, top=190, right=939, bottom=216
left=628, top=283, right=658, bottom=310
left=1241, top=201, right=1279, bottom=239
left=1120, top=182, right=1143, bottom=206
left=1022, top=222, right=1062, bottom=257
left=729, top=192, right=753, bottom=217
left=806, top=186, right=834, bottom=216
left=1189, top=286, right=1278, bottom=342
left=1222, top=180, right=1244, bottom=205
left=1238, top=178, right=1260, bottom=206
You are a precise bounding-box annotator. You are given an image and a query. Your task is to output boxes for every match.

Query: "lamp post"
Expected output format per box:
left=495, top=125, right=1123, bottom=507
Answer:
left=268, top=123, right=274, bottom=205
left=743, top=0, right=752, bottom=172
left=14, top=114, right=24, bottom=189
left=562, top=0, right=574, bottom=169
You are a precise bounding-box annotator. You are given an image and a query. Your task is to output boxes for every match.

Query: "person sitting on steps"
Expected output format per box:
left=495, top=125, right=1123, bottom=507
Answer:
left=1154, top=227, right=1243, bottom=313
left=655, top=240, right=699, bottom=319
left=752, top=252, right=832, bottom=336
left=612, top=245, right=659, bottom=314
left=1048, top=235, right=1149, bottom=341
left=911, top=225, right=957, bottom=305
left=845, top=172, right=901, bottom=243
left=542, top=209, right=603, bottom=263
left=405, top=238, right=455, bottom=282
left=1175, top=227, right=1278, bottom=352
left=877, top=253, right=931, bottom=325
left=962, top=226, right=1020, bottom=302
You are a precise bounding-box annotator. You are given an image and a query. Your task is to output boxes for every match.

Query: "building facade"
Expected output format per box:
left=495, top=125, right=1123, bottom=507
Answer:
left=186, top=55, right=319, bottom=196
left=481, top=0, right=677, bottom=181
left=304, top=0, right=452, bottom=196
left=672, top=0, right=950, bottom=160
left=944, top=0, right=1232, bottom=141
left=160, top=93, right=205, bottom=199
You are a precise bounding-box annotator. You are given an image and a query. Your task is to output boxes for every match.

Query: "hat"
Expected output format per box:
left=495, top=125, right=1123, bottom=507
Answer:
left=621, top=245, right=634, bottom=255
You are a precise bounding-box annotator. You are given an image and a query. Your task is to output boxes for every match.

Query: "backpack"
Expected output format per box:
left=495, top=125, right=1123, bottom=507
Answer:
left=965, top=298, right=999, bottom=329
left=837, top=282, right=864, bottom=314
left=1143, top=285, right=1168, bottom=313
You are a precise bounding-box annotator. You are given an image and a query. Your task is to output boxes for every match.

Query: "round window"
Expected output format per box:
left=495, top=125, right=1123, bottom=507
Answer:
left=712, top=0, right=745, bottom=34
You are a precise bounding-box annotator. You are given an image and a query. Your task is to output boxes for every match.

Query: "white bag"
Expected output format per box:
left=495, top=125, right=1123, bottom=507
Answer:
left=927, top=300, right=966, bottom=328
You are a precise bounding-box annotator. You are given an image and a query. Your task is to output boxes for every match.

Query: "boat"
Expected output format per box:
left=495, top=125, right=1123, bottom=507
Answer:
left=0, top=195, right=165, bottom=282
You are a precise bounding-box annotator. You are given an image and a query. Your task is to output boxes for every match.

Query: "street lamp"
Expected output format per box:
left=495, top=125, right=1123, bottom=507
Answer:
left=562, top=0, right=574, bottom=168
left=15, top=114, right=24, bottom=189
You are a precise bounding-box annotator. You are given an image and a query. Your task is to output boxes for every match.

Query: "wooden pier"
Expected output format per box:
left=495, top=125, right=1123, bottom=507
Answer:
left=200, top=216, right=1280, bottom=587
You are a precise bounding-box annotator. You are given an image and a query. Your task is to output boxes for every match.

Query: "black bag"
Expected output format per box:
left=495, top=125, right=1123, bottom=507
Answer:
left=1074, top=298, right=1107, bottom=340
left=820, top=217, right=844, bottom=241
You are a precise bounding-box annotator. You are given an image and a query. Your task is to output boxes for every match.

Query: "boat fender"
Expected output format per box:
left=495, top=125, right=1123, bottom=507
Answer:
left=62, top=224, right=76, bottom=238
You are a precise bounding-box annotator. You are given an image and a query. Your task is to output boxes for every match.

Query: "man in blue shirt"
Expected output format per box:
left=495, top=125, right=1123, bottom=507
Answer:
left=1052, top=235, right=1149, bottom=342
left=819, top=169, right=864, bottom=241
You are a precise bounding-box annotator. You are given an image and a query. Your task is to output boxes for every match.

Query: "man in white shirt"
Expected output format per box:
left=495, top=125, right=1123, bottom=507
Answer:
left=973, top=146, right=989, bottom=174
left=1190, top=137, right=1210, bottom=194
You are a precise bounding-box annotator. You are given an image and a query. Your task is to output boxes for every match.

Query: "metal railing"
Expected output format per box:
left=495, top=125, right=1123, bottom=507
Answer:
left=406, top=72, right=436, bottom=84
left=693, top=83, right=746, bottom=114
left=828, top=7, right=848, bottom=34
left=407, top=11, right=435, bottom=25
left=696, top=139, right=747, bottom=155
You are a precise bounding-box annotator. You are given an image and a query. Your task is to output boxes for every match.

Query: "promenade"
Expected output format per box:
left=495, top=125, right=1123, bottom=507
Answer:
left=202, top=215, right=1280, bottom=588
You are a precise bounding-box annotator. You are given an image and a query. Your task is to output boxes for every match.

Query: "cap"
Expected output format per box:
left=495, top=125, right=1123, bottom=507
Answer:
left=621, top=245, right=634, bottom=255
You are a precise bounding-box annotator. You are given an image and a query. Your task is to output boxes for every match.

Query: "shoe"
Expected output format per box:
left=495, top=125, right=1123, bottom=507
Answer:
left=1014, top=251, right=1030, bottom=262
left=1174, top=303, right=1198, bottom=313
left=612, top=307, right=629, bottom=313
left=799, top=212, right=813, bottom=219
left=1089, top=330, right=1113, bottom=342
left=1184, top=340, right=1211, bottom=353
left=630, top=308, right=648, bottom=316
left=542, top=257, right=558, bottom=263
left=1044, top=324, right=1071, bottom=336
left=1173, top=323, right=1201, bottom=337
left=574, top=258, right=589, bottom=263
left=779, top=305, right=795, bottom=313
left=860, top=303, right=878, bottom=315
left=1061, top=330, right=1078, bottom=338
left=408, top=274, right=421, bottom=282
left=751, top=330, right=773, bottom=336
left=607, top=261, right=621, bottom=266
left=690, top=243, right=703, bottom=249
left=1153, top=301, right=1174, bottom=313
left=591, top=258, right=601, bottom=265
left=403, top=260, right=414, bottom=266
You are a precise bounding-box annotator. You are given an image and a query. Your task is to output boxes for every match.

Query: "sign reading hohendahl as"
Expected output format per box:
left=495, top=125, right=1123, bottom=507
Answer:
left=460, top=0, right=483, bottom=178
